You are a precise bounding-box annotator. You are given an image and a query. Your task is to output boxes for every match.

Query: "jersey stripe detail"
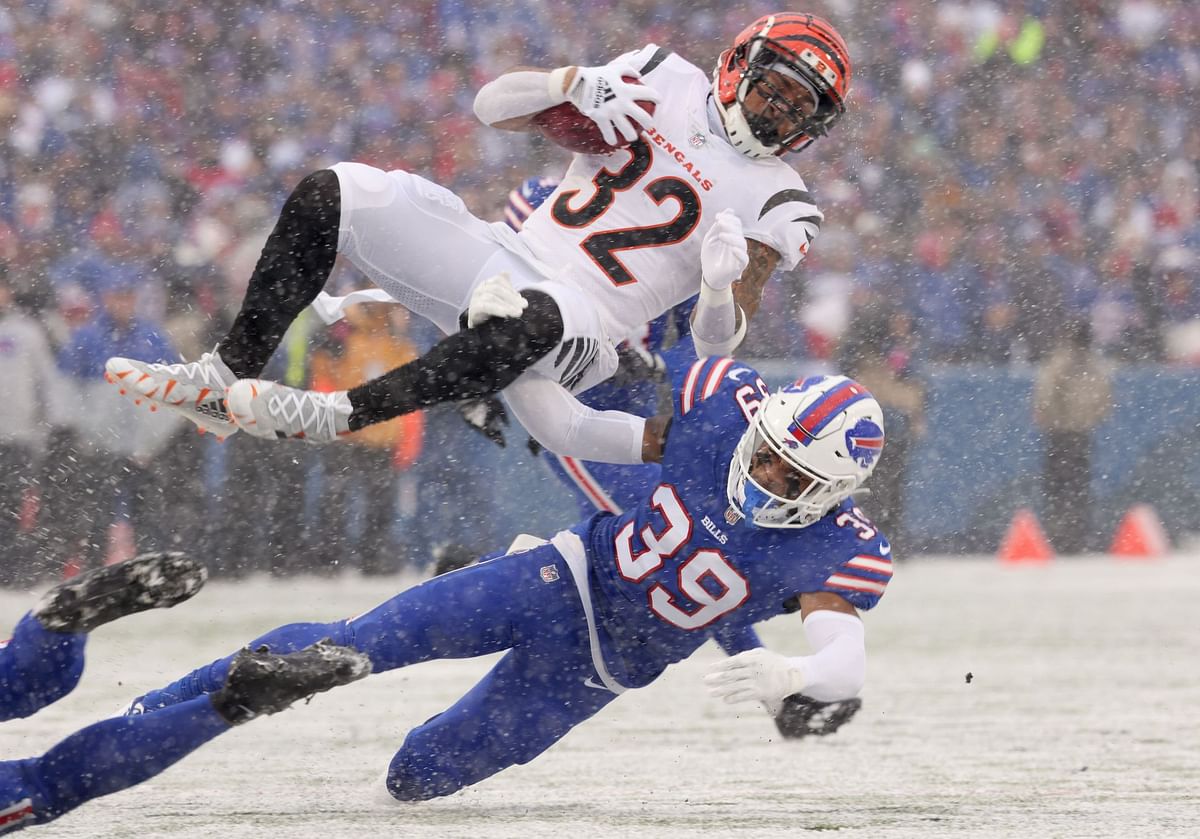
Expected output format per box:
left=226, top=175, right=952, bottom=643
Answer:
left=557, top=455, right=621, bottom=514
left=759, top=189, right=816, bottom=219
left=680, top=357, right=733, bottom=415
left=846, top=555, right=893, bottom=576
left=824, top=573, right=887, bottom=595
left=701, top=358, right=734, bottom=401
left=0, top=799, right=35, bottom=831
left=638, top=47, right=672, bottom=76
left=680, top=359, right=705, bottom=414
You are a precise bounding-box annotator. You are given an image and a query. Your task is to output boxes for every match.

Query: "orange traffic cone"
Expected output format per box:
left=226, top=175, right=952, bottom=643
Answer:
left=998, top=508, right=1055, bottom=564
left=1109, top=504, right=1169, bottom=560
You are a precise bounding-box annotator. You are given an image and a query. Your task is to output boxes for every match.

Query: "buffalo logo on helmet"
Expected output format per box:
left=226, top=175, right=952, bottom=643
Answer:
left=845, top=418, right=884, bottom=468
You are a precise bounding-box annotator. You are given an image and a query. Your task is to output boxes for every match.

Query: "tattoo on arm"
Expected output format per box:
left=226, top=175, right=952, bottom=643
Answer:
left=732, top=240, right=780, bottom=321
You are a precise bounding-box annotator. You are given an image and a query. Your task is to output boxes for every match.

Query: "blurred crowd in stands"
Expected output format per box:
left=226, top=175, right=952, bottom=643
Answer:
left=0, top=0, right=1196, bottom=578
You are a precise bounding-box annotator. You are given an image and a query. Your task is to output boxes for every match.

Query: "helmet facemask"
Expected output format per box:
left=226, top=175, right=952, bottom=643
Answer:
left=727, top=416, right=859, bottom=529
left=713, top=14, right=851, bottom=158
left=726, top=376, right=883, bottom=529
left=738, top=40, right=844, bottom=151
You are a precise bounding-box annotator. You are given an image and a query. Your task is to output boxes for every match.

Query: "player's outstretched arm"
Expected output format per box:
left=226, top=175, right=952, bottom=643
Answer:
left=474, top=66, right=569, bottom=131
left=691, top=211, right=780, bottom=358
left=474, top=61, right=661, bottom=144
left=733, top=239, right=782, bottom=322
left=705, top=592, right=865, bottom=715
left=503, top=373, right=653, bottom=464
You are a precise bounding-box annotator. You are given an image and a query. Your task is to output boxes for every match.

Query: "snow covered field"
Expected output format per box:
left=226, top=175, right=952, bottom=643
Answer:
left=2, top=553, right=1197, bottom=839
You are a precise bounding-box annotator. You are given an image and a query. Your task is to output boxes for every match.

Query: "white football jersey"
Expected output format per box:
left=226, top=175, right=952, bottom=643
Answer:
left=516, top=45, right=823, bottom=342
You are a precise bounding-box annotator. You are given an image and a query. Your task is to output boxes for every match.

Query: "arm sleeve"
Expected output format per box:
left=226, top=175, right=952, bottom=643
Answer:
left=690, top=282, right=745, bottom=358
left=789, top=610, right=866, bottom=702
left=504, top=373, right=646, bottom=464
left=473, top=70, right=567, bottom=127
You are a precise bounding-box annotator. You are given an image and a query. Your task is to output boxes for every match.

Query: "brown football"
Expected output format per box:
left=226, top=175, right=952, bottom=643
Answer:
left=532, top=76, right=656, bottom=155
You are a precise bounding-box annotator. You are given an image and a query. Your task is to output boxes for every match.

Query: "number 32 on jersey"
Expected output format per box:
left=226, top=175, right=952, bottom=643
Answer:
left=614, top=484, right=749, bottom=630
left=551, top=140, right=701, bottom=287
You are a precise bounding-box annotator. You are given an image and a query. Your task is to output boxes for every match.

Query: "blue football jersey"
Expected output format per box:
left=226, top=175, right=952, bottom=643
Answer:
left=579, top=356, right=893, bottom=688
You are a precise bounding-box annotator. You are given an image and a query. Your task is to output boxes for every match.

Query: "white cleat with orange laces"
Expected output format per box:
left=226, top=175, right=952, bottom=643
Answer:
left=226, top=379, right=353, bottom=444
left=104, top=349, right=238, bottom=440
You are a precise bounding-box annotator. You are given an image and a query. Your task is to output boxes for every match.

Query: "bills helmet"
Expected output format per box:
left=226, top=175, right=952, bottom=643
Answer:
left=727, top=375, right=884, bottom=528
left=713, top=12, right=852, bottom=158
left=504, top=176, right=560, bottom=231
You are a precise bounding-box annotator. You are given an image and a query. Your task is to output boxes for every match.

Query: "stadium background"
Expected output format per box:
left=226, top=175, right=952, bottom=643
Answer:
left=0, top=0, right=1197, bottom=580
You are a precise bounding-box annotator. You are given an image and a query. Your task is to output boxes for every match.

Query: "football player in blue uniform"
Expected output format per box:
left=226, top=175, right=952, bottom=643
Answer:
left=450, top=178, right=770, bottom=661
left=0, top=553, right=370, bottom=833
left=121, top=362, right=891, bottom=802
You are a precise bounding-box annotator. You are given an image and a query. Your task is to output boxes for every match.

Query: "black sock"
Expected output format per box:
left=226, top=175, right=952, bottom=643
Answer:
left=217, top=170, right=340, bottom=378
left=347, top=291, right=564, bottom=429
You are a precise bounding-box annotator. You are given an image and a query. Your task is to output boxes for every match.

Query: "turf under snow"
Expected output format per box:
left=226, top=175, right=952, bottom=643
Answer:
left=2, top=553, right=1197, bottom=838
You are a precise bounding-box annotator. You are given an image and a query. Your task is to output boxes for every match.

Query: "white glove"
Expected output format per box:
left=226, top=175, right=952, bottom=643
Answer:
left=566, top=61, right=661, bottom=147
left=700, top=209, right=749, bottom=292
left=467, top=272, right=528, bottom=328
left=704, top=648, right=806, bottom=717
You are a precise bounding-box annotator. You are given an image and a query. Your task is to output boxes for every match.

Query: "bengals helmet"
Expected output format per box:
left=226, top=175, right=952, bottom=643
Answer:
left=713, top=12, right=852, bottom=158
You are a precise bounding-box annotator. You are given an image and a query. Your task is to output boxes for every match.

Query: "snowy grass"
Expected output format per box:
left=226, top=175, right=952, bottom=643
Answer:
left=2, top=553, right=1198, bottom=838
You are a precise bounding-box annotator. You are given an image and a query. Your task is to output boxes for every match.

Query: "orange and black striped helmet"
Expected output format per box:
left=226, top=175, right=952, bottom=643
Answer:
left=713, top=12, right=852, bottom=157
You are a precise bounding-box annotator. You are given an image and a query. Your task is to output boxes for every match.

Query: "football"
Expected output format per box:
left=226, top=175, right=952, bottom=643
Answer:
left=532, top=76, right=656, bottom=155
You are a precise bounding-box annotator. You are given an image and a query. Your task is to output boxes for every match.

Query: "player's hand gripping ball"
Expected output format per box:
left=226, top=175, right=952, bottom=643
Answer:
left=534, top=70, right=658, bottom=155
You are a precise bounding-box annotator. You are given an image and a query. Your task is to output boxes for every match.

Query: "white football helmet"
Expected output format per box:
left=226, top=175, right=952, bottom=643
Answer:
left=727, top=375, right=884, bottom=528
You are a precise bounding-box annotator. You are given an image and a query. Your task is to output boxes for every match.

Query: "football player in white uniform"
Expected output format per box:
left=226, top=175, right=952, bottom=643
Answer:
left=105, top=12, right=852, bottom=467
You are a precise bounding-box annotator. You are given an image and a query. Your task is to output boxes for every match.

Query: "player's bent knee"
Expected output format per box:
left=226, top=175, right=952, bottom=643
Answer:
left=329, top=160, right=396, bottom=199
left=290, top=169, right=340, bottom=217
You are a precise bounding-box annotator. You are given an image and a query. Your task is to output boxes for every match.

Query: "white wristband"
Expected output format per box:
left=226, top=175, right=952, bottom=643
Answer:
left=691, top=281, right=746, bottom=358
left=547, top=66, right=572, bottom=102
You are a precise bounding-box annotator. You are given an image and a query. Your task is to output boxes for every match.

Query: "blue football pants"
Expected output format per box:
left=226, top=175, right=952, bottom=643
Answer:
left=132, top=546, right=621, bottom=800
left=0, top=614, right=86, bottom=723
left=0, top=697, right=228, bottom=832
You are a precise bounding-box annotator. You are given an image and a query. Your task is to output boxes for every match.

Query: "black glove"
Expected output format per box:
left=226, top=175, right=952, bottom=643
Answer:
left=457, top=396, right=509, bottom=448
left=611, top=343, right=666, bottom=388
left=773, top=694, right=862, bottom=739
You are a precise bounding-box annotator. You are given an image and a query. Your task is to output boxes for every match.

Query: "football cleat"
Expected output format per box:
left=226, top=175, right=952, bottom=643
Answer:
left=210, top=639, right=372, bottom=724
left=33, top=552, right=208, bottom=634
left=105, top=349, right=238, bottom=439
left=226, top=379, right=353, bottom=444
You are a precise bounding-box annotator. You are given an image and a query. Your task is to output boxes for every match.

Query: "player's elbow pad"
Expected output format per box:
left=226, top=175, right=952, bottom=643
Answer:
left=791, top=611, right=866, bottom=702
left=473, top=71, right=565, bottom=127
